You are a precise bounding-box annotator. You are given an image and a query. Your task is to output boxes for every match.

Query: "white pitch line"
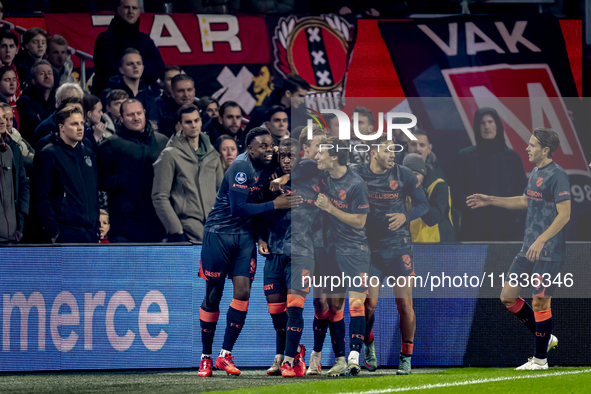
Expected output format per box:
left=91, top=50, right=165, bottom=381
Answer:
left=340, top=369, right=591, bottom=394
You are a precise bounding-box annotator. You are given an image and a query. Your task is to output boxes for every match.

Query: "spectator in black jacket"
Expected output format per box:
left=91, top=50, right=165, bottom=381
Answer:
left=32, top=106, right=99, bottom=243
left=0, top=107, right=29, bottom=243
left=246, top=73, right=309, bottom=133
left=155, top=65, right=181, bottom=115
left=16, top=60, right=55, bottom=143
left=263, top=105, right=289, bottom=147
left=105, top=48, right=158, bottom=123
left=449, top=107, right=527, bottom=241
left=97, top=99, right=168, bottom=242
left=14, top=27, right=47, bottom=88
left=158, top=74, right=195, bottom=137
left=30, top=82, right=84, bottom=150
left=92, top=0, right=165, bottom=95
left=202, top=100, right=247, bottom=153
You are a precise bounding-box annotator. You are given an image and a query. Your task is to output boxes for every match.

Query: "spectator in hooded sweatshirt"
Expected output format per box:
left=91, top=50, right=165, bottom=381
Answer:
left=92, top=0, right=164, bottom=95
left=14, top=27, right=47, bottom=88
left=16, top=60, right=55, bottom=143
left=97, top=99, right=168, bottom=242
left=31, top=106, right=99, bottom=243
left=158, top=74, right=195, bottom=137
left=0, top=106, right=29, bottom=243
left=105, top=48, right=158, bottom=123
left=449, top=107, right=527, bottom=241
left=152, top=104, right=223, bottom=242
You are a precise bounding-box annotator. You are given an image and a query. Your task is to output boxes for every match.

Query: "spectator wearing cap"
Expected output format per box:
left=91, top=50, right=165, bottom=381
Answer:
left=403, top=153, right=455, bottom=242
left=31, top=106, right=99, bottom=243
left=152, top=104, right=223, bottom=242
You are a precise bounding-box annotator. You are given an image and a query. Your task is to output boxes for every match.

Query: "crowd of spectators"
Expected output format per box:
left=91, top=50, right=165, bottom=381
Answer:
left=0, top=0, right=533, bottom=245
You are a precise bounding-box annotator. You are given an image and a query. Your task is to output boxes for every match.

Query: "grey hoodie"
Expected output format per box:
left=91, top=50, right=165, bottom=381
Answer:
left=152, top=132, right=223, bottom=242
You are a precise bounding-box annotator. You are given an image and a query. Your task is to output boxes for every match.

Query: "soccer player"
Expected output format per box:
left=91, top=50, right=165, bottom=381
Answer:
left=197, top=127, right=295, bottom=377
left=352, top=136, right=428, bottom=374
left=259, top=138, right=315, bottom=377
left=467, top=127, right=569, bottom=370
left=314, top=136, right=371, bottom=376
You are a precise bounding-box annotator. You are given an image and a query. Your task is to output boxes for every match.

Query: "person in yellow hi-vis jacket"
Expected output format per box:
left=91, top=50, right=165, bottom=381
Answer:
left=403, top=153, right=456, bottom=242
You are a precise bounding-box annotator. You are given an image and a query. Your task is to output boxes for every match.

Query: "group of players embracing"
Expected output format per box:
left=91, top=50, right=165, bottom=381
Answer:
left=196, top=123, right=428, bottom=378
left=196, top=124, right=569, bottom=377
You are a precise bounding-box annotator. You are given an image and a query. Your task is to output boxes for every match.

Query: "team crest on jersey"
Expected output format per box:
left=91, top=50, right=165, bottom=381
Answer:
left=235, top=172, right=247, bottom=184
left=536, top=177, right=544, bottom=187
left=84, top=156, right=92, bottom=167
left=312, top=184, right=320, bottom=192
left=339, top=189, right=347, bottom=200
left=272, top=15, right=353, bottom=92
left=389, top=180, right=398, bottom=190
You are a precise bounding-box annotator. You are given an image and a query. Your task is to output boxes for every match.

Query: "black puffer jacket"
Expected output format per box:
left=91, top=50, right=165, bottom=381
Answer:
left=449, top=107, right=527, bottom=241
left=97, top=123, right=168, bottom=242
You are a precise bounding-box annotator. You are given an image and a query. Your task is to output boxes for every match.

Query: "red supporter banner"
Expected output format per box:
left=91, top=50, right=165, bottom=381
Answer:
left=43, top=13, right=270, bottom=67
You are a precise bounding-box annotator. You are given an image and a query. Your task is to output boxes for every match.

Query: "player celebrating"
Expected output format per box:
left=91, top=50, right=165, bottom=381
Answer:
left=259, top=138, right=318, bottom=377
left=197, top=128, right=294, bottom=377
left=467, top=128, right=569, bottom=370
left=352, top=139, right=428, bottom=374
left=314, top=136, right=371, bottom=376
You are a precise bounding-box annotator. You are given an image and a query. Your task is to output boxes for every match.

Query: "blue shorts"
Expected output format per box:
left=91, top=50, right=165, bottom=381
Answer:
left=199, top=230, right=257, bottom=281
left=369, top=249, right=415, bottom=281
left=322, top=244, right=371, bottom=294
left=506, top=255, right=565, bottom=298
left=264, top=254, right=316, bottom=296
